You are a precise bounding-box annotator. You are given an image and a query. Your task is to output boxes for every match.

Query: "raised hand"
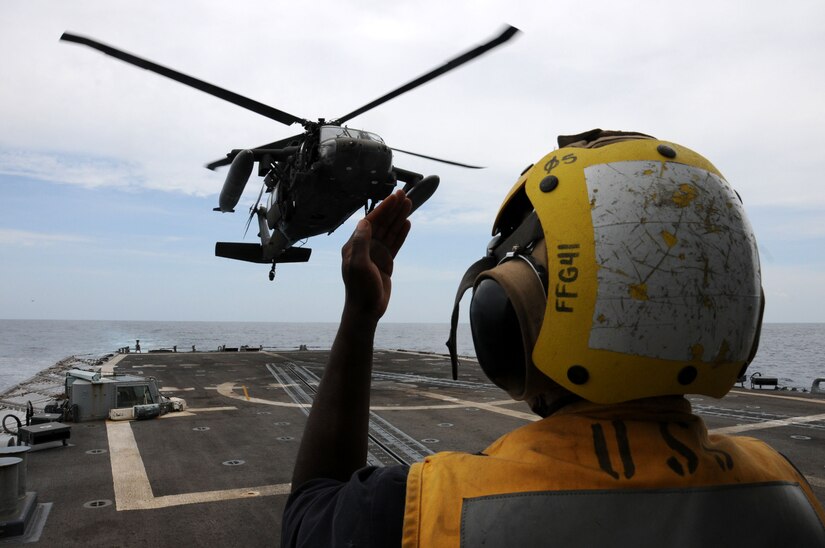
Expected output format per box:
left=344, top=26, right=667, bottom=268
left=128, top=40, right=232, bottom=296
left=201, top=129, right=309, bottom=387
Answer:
left=340, top=191, right=412, bottom=323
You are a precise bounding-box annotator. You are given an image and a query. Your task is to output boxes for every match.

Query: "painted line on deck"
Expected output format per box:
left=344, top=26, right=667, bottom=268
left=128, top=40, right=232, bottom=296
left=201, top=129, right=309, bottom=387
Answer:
left=217, top=381, right=469, bottom=411
left=729, top=389, right=825, bottom=406
left=100, top=353, right=128, bottom=375
left=709, top=412, right=825, bottom=435
left=371, top=403, right=467, bottom=411
left=158, top=406, right=238, bottom=419
left=188, top=406, right=237, bottom=412
left=807, top=476, right=825, bottom=488
left=372, top=391, right=523, bottom=410
left=106, top=420, right=155, bottom=510
left=217, top=382, right=307, bottom=408
left=106, top=419, right=290, bottom=511
left=415, top=391, right=538, bottom=422
left=139, top=483, right=292, bottom=510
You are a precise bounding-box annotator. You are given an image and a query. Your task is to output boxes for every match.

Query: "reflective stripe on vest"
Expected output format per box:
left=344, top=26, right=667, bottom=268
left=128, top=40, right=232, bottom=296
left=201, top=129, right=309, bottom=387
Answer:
left=461, top=483, right=824, bottom=547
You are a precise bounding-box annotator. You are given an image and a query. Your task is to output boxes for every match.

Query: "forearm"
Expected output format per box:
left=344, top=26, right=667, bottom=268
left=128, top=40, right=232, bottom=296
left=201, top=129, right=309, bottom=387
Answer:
left=291, top=307, right=377, bottom=490
left=290, top=190, right=410, bottom=491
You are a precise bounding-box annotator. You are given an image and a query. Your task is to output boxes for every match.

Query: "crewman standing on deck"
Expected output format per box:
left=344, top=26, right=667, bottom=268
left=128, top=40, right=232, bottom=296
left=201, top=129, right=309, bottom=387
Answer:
left=282, top=131, right=825, bottom=547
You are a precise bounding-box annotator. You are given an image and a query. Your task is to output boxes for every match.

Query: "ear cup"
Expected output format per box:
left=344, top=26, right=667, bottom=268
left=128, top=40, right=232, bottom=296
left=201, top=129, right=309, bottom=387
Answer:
left=470, top=278, right=526, bottom=395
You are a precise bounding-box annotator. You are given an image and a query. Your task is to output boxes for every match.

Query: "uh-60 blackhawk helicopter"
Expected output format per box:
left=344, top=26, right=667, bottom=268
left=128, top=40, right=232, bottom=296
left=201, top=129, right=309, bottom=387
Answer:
left=60, top=25, right=519, bottom=280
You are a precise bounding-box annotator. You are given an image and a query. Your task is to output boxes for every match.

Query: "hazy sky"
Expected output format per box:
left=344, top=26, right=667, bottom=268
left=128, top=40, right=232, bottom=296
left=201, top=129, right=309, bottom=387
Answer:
left=1, top=1, right=824, bottom=323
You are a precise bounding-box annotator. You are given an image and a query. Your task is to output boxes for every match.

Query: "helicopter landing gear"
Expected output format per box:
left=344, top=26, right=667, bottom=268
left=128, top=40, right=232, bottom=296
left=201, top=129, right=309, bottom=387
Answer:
left=269, top=262, right=276, bottom=281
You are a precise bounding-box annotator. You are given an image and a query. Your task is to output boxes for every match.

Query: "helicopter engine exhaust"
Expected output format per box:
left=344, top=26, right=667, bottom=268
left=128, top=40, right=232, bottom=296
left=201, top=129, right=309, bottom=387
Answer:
left=214, top=149, right=254, bottom=212
left=405, top=175, right=440, bottom=214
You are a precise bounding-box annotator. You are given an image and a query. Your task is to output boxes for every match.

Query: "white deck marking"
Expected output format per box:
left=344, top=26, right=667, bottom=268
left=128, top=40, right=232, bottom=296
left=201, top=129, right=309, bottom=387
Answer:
left=806, top=476, right=825, bottom=488
left=160, top=387, right=195, bottom=392
left=709, top=412, right=825, bottom=435
left=106, top=419, right=290, bottom=511
left=106, top=420, right=155, bottom=510
left=188, top=406, right=237, bottom=412
left=219, top=380, right=511, bottom=412
left=729, top=388, right=825, bottom=405
left=139, top=483, right=292, bottom=510
left=100, top=353, right=127, bottom=375
left=159, top=412, right=198, bottom=419
left=269, top=382, right=299, bottom=389
left=415, top=391, right=538, bottom=422
left=371, top=403, right=466, bottom=411
left=158, top=406, right=238, bottom=419
left=489, top=399, right=527, bottom=406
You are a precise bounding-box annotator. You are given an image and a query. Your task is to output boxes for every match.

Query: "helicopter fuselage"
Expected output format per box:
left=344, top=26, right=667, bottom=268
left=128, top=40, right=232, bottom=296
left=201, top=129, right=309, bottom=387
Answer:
left=267, top=128, right=396, bottom=244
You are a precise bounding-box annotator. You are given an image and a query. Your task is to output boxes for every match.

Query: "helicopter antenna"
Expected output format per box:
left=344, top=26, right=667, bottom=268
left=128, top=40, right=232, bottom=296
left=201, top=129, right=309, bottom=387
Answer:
left=333, top=25, right=519, bottom=125
left=60, top=32, right=309, bottom=127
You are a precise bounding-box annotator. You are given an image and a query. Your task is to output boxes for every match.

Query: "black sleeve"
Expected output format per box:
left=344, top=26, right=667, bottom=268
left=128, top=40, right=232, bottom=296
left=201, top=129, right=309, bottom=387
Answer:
left=282, top=465, right=409, bottom=548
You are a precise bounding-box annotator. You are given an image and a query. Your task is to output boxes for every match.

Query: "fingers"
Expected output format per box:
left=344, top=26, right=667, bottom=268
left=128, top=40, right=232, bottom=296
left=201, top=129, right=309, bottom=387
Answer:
left=344, top=189, right=412, bottom=276
left=346, top=218, right=372, bottom=267
left=367, top=190, right=412, bottom=257
left=366, top=191, right=410, bottom=232
left=386, top=218, right=411, bottom=258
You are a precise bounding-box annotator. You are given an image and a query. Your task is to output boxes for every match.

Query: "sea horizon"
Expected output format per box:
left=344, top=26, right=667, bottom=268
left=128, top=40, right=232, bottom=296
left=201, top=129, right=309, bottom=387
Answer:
left=2, top=320, right=823, bottom=395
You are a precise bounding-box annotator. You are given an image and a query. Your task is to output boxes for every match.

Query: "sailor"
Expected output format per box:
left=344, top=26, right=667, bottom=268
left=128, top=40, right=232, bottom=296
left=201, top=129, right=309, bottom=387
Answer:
left=282, top=131, right=825, bottom=547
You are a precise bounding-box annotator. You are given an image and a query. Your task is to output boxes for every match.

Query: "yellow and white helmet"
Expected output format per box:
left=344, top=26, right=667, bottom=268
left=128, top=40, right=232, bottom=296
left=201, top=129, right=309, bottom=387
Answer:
left=447, top=129, right=764, bottom=404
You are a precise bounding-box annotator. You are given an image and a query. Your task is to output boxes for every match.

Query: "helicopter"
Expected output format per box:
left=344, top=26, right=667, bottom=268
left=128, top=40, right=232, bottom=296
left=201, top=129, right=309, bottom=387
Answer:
left=60, top=26, right=519, bottom=280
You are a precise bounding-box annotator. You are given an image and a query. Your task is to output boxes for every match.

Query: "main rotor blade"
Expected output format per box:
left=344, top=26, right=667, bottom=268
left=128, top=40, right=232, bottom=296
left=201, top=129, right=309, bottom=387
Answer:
left=334, top=25, right=519, bottom=125
left=205, top=133, right=304, bottom=170
left=60, top=32, right=308, bottom=127
left=391, top=147, right=483, bottom=169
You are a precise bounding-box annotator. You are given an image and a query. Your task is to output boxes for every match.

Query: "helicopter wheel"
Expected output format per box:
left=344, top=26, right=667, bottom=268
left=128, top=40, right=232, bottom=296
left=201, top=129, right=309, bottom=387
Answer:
left=269, top=263, right=276, bottom=281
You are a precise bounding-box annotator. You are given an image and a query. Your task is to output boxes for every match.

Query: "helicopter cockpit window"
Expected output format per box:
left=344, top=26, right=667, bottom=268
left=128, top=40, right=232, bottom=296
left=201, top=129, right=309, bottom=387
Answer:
left=319, top=126, right=384, bottom=144
left=319, top=126, right=344, bottom=142
left=358, top=130, right=384, bottom=143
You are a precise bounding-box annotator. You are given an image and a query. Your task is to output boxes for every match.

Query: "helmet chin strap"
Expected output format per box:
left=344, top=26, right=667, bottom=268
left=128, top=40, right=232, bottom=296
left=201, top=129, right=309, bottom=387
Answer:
left=446, top=256, right=496, bottom=380
left=446, top=211, right=544, bottom=380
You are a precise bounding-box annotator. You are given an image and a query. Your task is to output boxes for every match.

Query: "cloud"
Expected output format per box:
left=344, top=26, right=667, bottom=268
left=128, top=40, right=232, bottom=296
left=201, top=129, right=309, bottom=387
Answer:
left=0, top=228, right=93, bottom=247
left=0, top=150, right=140, bottom=189
left=1, top=0, right=824, bottom=323
left=761, top=263, right=825, bottom=323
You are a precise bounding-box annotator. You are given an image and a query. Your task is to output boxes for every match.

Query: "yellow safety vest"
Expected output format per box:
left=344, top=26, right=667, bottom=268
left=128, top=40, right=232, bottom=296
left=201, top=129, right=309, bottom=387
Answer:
left=402, top=398, right=825, bottom=547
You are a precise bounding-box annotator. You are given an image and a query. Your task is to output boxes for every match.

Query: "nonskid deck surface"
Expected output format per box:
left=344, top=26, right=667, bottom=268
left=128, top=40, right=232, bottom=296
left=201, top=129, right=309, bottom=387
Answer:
left=10, top=350, right=825, bottom=546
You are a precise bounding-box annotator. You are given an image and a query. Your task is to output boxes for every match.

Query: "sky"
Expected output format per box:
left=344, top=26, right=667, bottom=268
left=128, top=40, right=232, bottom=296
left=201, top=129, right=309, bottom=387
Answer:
left=1, top=0, right=824, bottom=323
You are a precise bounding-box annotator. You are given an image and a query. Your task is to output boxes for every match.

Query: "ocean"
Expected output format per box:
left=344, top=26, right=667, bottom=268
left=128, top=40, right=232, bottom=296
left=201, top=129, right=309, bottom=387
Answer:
left=0, top=320, right=823, bottom=394
left=0, top=320, right=475, bottom=394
